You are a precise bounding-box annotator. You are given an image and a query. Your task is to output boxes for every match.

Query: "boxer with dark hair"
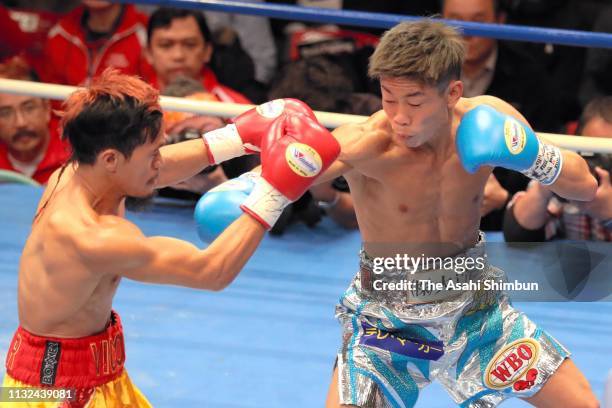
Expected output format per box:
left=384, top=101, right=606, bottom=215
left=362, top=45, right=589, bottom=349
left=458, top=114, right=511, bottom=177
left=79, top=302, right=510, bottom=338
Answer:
left=2, top=69, right=339, bottom=407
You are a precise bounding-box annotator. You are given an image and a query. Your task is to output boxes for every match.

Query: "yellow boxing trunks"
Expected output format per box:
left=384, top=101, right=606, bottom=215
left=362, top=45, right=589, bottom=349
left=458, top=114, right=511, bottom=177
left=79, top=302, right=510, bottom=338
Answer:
left=2, top=311, right=151, bottom=408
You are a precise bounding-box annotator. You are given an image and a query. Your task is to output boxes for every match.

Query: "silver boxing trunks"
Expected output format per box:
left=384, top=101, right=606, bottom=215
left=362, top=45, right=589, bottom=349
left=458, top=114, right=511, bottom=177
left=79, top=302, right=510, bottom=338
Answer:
left=335, top=234, right=569, bottom=407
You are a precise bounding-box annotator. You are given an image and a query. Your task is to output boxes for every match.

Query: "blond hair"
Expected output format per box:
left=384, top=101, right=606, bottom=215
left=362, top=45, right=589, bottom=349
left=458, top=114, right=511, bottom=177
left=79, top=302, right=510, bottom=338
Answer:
left=369, top=20, right=465, bottom=90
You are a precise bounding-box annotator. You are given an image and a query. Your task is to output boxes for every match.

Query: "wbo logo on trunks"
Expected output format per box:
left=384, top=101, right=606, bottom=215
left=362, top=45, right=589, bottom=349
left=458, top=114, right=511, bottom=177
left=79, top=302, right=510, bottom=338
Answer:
left=359, top=321, right=444, bottom=361
left=484, top=338, right=541, bottom=392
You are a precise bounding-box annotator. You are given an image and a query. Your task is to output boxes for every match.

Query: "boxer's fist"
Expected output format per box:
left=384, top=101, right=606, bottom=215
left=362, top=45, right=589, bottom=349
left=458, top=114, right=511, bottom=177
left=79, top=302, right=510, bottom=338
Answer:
left=456, top=104, right=562, bottom=185
left=241, top=113, right=340, bottom=228
left=194, top=172, right=257, bottom=243
left=202, top=99, right=316, bottom=164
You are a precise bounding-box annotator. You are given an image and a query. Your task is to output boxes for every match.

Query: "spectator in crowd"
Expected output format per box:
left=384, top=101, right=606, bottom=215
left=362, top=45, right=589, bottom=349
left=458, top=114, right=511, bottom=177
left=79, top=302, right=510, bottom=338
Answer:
left=504, top=96, right=612, bottom=242
left=442, top=0, right=563, bottom=231
left=579, top=5, right=612, bottom=107
left=208, top=24, right=267, bottom=103
left=42, top=0, right=148, bottom=86
left=0, top=57, right=70, bottom=184
left=269, top=55, right=380, bottom=116
left=268, top=56, right=374, bottom=230
left=0, top=3, right=64, bottom=76
left=0, top=4, right=33, bottom=62
left=441, top=0, right=561, bottom=131
left=159, top=76, right=257, bottom=201
left=268, top=0, right=439, bottom=38
left=0, top=1, right=77, bottom=11
left=203, top=0, right=277, bottom=86
left=503, top=0, right=592, bottom=123
left=145, top=7, right=253, bottom=104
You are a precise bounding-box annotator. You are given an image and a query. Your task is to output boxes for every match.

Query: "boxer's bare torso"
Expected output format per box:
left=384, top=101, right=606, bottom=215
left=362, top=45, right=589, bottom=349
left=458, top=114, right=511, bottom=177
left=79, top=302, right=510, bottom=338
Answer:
left=17, top=134, right=264, bottom=339
left=326, top=95, right=526, bottom=258
left=19, top=164, right=124, bottom=337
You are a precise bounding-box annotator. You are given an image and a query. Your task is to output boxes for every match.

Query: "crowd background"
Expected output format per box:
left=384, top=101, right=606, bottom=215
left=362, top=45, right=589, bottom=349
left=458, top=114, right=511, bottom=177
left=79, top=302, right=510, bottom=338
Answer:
left=0, top=0, right=610, bottom=240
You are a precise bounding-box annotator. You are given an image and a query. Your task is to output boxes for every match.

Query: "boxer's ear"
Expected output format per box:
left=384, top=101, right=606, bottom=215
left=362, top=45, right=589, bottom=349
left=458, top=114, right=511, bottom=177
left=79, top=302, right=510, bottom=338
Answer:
left=446, top=80, right=463, bottom=108
left=99, top=149, right=119, bottom=173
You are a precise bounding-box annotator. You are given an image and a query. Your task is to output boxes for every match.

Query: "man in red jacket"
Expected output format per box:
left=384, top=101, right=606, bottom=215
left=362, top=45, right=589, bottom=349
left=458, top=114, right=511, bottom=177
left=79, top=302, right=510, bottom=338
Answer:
left=0, top=57, right=70, bottom=184
left=41, top=1, right=148, bottom=86
left=0, top=5, right=32, bottom=62
left=145, top=7, right=250, bottom=104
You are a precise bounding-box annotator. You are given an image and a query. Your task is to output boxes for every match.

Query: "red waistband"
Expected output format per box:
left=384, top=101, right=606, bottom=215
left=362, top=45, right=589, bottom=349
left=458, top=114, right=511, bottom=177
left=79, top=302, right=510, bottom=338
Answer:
left=5, top=311, right=125, bottom=388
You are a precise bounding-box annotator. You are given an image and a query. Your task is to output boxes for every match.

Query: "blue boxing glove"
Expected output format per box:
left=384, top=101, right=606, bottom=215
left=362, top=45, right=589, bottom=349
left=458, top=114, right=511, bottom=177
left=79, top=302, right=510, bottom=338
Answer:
left=456, top=104, right=563, bottom=185
left=194, top=172, right=257, bottom=243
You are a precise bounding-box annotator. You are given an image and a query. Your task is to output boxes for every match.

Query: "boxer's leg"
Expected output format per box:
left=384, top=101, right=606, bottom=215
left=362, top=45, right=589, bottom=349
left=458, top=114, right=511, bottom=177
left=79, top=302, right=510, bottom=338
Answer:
left=523, top=359, right=598, bottom=408
left=326, top=366, right=359, bottom=408
left=439, top=290, right=595, bottom=407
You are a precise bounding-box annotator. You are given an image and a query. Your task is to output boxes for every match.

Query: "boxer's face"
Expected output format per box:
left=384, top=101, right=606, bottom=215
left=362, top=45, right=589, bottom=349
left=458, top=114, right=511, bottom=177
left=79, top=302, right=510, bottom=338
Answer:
left=0, top=93, right=50, bottom=160
left=442, top=0, right=503, bottom=67
left=381, top=77, right=461, bottom=148
left=147, top=16, right=212, bottom=88
left=115, top=129, right=166, bottom=197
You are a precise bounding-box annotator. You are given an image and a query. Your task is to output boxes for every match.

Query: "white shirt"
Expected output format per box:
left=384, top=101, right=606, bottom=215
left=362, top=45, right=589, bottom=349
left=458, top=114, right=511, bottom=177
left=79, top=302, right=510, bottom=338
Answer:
left=8, top=151, right=44, bottom=177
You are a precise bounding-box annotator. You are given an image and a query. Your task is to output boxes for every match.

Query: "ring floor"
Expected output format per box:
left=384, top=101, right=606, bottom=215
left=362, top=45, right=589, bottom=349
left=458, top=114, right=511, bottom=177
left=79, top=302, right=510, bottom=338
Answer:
left=0, top=185, right=610, bottom=407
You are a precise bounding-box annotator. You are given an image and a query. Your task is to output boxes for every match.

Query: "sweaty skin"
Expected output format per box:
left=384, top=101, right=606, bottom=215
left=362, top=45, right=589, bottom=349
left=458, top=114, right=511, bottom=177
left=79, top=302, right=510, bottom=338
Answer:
left=17, top=136, right=265, bottom=338
left=319, top=94, right=595, bottom=258
left=322, top=78, right=597, bottom=408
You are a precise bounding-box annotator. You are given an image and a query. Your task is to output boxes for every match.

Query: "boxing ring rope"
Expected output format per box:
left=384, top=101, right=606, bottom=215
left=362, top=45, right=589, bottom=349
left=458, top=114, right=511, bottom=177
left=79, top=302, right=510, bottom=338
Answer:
left=1, top=78, right=611, bottom=154
left=125, top=0, right=612, bottom=49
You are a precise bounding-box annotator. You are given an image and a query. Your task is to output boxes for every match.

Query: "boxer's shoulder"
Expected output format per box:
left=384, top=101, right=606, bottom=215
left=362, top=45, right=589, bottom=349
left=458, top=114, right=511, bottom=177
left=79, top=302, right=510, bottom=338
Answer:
left=335, top=110, right=392, bottom=163
left=456, top=96, right=526, bottom=124
left=66, top=215, right=148, bottom=269
left=455, top=96, right=493, bottom=118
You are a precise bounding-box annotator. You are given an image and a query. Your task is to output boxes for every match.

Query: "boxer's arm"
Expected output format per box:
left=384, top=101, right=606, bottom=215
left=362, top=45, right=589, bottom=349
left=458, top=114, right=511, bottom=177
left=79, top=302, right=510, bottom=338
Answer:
left=156, top=99, right=316, bottom=188
left=77, top=215, right=265, bottom=291
left=313, top=120, right=383, bottom=185
left=508, top=182, right=554, bottom=230
left=483, top=97, right=597, bottom=201
left=156, top=138, right=212, bottom=188
left=313, top=160, right=353, bottom=185
left=545, top=148, right=597, bottom=201
left=248, top=127, right=353, bottom=185
left=464, top=96, right=597, bottom=201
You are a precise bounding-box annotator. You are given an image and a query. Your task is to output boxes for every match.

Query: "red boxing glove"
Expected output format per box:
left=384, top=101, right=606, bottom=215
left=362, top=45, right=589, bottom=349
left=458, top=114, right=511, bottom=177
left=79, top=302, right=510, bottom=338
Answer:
left=240, top=113, right=340, bottom=228
left=201, top=98, right=316, bottom=164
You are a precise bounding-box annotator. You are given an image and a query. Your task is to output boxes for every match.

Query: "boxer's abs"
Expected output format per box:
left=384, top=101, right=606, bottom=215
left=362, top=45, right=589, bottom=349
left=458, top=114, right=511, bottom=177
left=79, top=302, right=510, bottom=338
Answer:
left=349, top=171, right=485, bottom=258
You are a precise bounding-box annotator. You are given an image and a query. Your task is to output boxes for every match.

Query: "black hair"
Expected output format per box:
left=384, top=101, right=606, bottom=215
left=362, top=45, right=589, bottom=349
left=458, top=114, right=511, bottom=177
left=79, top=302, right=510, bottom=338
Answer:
left=147, top=7, right=212, bottom=45
left=63, top=94, right=162, bottom=164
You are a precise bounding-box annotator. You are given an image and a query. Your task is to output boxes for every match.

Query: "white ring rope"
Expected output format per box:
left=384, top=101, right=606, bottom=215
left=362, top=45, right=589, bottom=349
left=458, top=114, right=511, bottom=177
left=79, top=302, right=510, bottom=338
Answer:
left=1, top=78, right=611, bottom=153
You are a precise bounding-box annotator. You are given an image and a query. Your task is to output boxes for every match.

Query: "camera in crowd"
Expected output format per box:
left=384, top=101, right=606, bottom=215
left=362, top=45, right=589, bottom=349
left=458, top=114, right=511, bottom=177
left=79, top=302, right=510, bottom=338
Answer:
left=579, top=151, right=612, bottom=182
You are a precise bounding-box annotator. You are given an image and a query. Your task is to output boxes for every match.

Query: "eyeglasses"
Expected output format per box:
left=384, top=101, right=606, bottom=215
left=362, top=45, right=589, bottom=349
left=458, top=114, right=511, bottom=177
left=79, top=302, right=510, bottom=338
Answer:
left=0, top=100, right=45, bottom=124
